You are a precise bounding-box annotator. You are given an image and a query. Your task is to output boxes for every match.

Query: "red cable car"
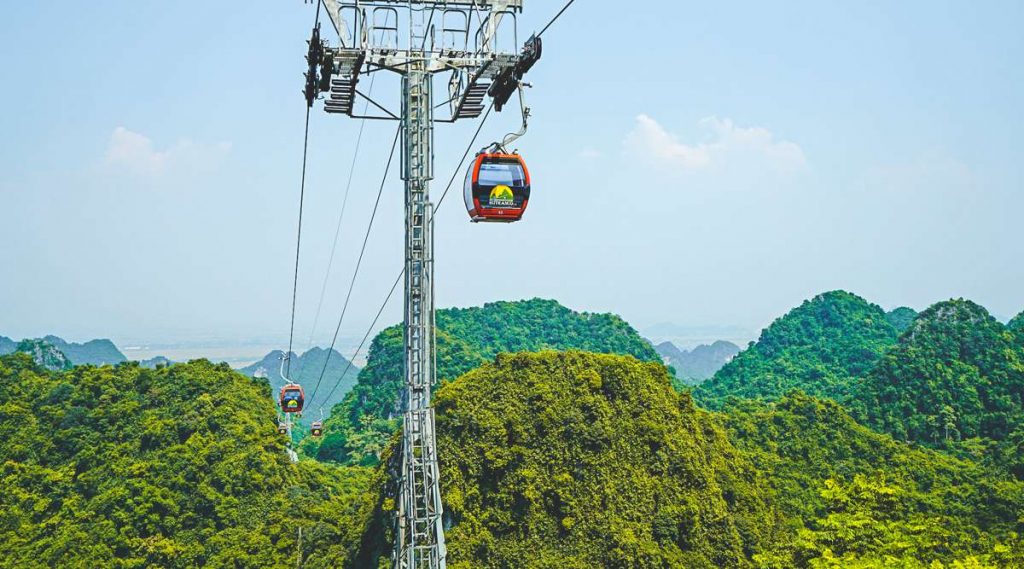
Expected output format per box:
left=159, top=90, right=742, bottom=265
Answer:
left=310, top=421, right=324, bottom=437
left=279, top=384, right=305, bottom=414
left=464, top=153, right=531, bottom=223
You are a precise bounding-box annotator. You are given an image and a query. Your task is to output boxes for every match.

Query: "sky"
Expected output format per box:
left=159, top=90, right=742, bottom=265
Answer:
left=1, top=0, right=1022, bottom=351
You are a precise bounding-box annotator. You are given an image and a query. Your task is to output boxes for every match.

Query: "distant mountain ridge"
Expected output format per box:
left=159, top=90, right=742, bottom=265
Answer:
left=15, top=339, right=72, bottom=371
left=0, top=335, right=125, bottom=366
left=238, top=347, right=361, bottom=416
left=655, top=340, right=739, bottom=385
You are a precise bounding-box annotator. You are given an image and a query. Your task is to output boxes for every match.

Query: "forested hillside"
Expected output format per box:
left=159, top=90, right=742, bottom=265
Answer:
left=1010, top=311, right=1024, bottom=332
left=887, top=307, right=919, bottom=333
left=695, top=291, right=899, bottom=408
left=0, top=336, right=14, bottom=355
left=851, top=300, right=1024, bottom=475
left=351, top=351, right=782, bottom=568
left=307, top=299, right=660, bottom=465
left=0, top=354, right=376, bottom=568
left=720, top=393, right=1024, bottom=567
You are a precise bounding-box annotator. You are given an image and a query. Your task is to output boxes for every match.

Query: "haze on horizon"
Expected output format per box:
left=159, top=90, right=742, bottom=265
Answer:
left=1, top=1, right=1022, bottom=348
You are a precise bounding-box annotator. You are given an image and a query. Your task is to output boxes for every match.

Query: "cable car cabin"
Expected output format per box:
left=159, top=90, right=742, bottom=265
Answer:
left=277, top=422, right=288, bottom=435
left=464, top=153, right=531, bottom=223
left=310, top=421, right=324, bottom=437
left=279, top=384, right=305, bottom=414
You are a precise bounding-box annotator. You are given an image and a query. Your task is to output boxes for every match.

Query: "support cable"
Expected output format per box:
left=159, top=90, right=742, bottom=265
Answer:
left=538, top=0, right=576, bottom=38
left=307, top=125, right=402, bottom=406
left=314, top=268, right=404, bottom=411
left=307, top=101, right=495, bottom=412
left=306, top=71, right=380, bottom=353
left=307, top=11, right=398, bottom=353
left=286, top=1, right=323, bottom=379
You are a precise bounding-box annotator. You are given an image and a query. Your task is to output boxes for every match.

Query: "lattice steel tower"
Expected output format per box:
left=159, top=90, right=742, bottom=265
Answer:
left=304, top=2, right=539, bottom=567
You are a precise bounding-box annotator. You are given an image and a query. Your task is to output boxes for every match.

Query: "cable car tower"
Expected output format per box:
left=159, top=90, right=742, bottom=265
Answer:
left=303, top=2, right=540, bottom=568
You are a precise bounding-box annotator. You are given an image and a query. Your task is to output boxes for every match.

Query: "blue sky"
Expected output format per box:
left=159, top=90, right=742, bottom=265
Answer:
left=1, top=0, right=1022, bottom=347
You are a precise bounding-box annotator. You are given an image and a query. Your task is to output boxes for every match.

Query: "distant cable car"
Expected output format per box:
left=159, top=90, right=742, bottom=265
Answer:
left=277, top=422, right=288, bottom=435
left=279, top=384, right=305, bottom=414
left=464, top=152, right=531, bottom=223
left=310, top=421, right=324, bottom=437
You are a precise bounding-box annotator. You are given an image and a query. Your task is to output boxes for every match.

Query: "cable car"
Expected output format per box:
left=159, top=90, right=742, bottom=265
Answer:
left=277, top=422, right=288, bottom=435
left=279, top=384, right=305, bottom=414
left=310, top=421, right=324, bottom=437
left=464, top=152, right=531, bottom=222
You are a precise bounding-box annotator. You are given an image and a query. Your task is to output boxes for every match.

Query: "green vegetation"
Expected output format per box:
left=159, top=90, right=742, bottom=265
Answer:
left=0, top=336, right=15, bottom=355
left=4, top=293, right=1024, bottom=567
left=851, top=300, right=1024, bottom=480
left=0, top=354, right=377, bottom=568
left=309, top=299, right=660, bottom=465
left=695, top=291, right=899, bottom=409
left=720, top=393, right=1024, bottom=567
left=389, top=351, right=780, bottom=568
left=887, top=306, right=919, bottom=334
left=1009, top=311, right=1024, bottom=332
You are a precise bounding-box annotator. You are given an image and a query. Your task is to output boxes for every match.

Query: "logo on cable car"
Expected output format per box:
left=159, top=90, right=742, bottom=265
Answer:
left=488, top=185, right=516, bottom=207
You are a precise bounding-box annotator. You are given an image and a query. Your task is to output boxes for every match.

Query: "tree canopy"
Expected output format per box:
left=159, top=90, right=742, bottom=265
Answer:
left=0, top=355, right=376, bottom=568
left=695, top=291, right=899, bottom=408
left=307, top=299, right=660, bottom=465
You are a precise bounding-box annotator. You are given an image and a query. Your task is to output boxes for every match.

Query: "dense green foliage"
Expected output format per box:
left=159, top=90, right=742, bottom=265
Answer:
left=355, top=351, right=783, bottom=568
left=0, top=355, right=377, bottom=568
left=720, top=393, right=1024, bottom=567
left=309, top=299, right=660, bottom=465
left=853, top=300, right=1024, bottom=443
left=695, top=291, right=899, bottom=408
left=851, top=301, right=1024, bottom=481
left=887, top=307, right=919, bottom=334
left=1009, top=311, right=1024, bottom=332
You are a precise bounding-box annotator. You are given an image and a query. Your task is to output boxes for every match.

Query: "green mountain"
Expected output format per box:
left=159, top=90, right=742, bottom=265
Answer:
left=887, top=306, right=919, bottom=333
left=310, top=299, right=660, bottom=465
left=719, top=393, right=1024, bottom=567
left=354, top=351, right=782, bottom=568
left=40, top=335, right=126, bottom=366
left=1009, top=311, right=1024, bottom=332
left=0, top=353, right=374, bottom=568
left=238, top=347, right=361, bottom=416
left=852, top=299, right=1024, bottom=450
left=655, top=340, right=740, bottom=385
left=0, top=336, right=15, bottom=355
left=15, top=339, right=72, bottom=371
left=695, top=291, right=899, bottom=409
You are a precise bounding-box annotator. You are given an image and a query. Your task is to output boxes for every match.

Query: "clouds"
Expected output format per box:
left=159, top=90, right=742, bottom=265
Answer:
left=625, top=115, right=807, bottom=174
left=104, top=126, right=231, bottom=177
